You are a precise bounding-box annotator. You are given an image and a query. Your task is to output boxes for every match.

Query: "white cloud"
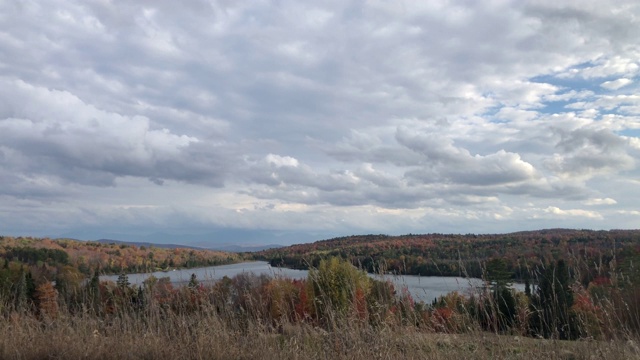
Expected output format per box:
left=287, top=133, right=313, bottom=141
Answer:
left=570, top=57, right=640, bottom=79
left=618, top=210, right=640, bottom=216
left=584, top=198, right=617, bottom=206
left=265, top=154, right=299, bottom=168
left=543, top=206, right=603, bottom=219
left=0, top=0, right=639, bottom=241
left=601, top=78, right=633, bottom=90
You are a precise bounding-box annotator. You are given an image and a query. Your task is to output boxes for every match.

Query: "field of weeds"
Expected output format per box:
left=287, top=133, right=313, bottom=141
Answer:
left=1, top=254, right=639, bottom=359
left=1, top=313, right=638, bottom=359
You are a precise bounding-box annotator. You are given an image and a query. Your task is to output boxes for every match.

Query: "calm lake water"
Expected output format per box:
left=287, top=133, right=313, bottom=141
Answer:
left=102, top=261, right=523, bottom=303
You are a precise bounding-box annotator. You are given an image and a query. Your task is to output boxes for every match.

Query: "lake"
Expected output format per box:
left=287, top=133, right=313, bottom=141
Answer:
left=102, top=261, right=523, bottom=303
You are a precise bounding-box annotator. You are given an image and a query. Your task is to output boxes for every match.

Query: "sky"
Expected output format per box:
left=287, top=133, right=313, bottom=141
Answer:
left=1, top=1, right=639, bottom=246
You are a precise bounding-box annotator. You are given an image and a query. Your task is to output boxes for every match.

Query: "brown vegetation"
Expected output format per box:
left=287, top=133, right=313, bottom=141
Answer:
left=0, top=235, right=242, bottom=276
left=259, top=229, right=640, bottom=280
left=1, top=232, right=639, bottom=359
left=1, top=314, right=638, bottom=359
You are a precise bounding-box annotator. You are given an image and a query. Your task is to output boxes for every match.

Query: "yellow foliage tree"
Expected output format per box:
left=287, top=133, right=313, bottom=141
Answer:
left=308, top=257, right=372, bottom=321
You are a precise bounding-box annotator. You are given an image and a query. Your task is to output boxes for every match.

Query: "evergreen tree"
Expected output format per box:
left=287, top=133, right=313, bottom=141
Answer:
left=117, top=273, right=130, bottom=289
left=188, top=273, right=199, bottom=289
left=483, top=258, right=516, bottom=332
left=529, top=259, right=575, bottom=339
left=135, top=286, right=146, bottom=311
left=88, top=269, right=101, bottom=314
left=486, top=258, right=512, bottom=288
left=14, top=270, right=27, bottom=311
left=25, top=271, right=36, bottom=302
left=14, top=269, right=35, bottom=312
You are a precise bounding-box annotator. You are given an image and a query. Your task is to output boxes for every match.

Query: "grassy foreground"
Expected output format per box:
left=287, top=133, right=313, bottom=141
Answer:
left=1, top=254, right=639, bottom=359
left=1, top=312, right=638, bottom=359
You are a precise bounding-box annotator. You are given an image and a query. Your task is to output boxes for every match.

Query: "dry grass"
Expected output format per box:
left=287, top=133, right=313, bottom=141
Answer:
left=2, top=256, right=639, bottom=359
left=0, top=309, right=638, bottom=360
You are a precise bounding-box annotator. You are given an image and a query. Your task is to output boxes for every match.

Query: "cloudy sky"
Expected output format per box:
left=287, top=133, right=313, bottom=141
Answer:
left=1, top=1, right=639, bottom=246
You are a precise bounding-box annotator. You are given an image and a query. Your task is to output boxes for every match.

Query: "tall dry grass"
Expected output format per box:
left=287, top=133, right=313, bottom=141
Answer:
left=1, top=306, right=638, bottom=360
left=1, top=256, right=639, bottom=359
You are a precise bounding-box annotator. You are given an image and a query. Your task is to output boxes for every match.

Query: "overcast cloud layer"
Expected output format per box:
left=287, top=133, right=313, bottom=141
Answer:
left=1, top=1, right=639, bottom=245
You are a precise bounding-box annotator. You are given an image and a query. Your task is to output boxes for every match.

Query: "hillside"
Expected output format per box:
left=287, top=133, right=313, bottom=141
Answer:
left=1, top=231, right=640, bottom=358
left=0, top=235, right=242, bottom=280
left=94, top=239, right=205, bottom=250
left=257, top=229, right=640, bottom=280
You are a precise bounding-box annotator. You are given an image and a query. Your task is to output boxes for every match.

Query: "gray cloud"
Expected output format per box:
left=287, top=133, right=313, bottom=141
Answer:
left=395, top=128, right=538, bottom=186
left=546, top=127, right=635, bottom=176
left=0, top=79, right=234, bottom=187
left=0, top=0, right=639, bottom=241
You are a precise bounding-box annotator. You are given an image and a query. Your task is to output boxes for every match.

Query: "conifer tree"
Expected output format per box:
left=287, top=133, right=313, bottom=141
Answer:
left=117, top=273, right=130, bottom=289
left=529, top=259, right=574, bottom=339
left=88, top=269, right=101, bottom=314
left=188, top=273, right=199, bottom=289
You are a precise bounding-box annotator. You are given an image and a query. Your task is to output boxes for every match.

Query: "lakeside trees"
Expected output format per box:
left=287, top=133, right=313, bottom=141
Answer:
left=0, top=252, right=638, bottom=342
left=260, top=229, right=640, bottom=282
left=0, top=231, right=639, bottom=342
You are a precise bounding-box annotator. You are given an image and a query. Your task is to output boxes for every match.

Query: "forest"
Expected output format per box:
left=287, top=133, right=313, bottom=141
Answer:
left=258, top=229, right=640, bottom=281
left=0, top=230, right=639, bottom=359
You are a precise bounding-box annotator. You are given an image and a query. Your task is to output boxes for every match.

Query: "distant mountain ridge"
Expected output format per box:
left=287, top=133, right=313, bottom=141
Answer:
left=93, top=239, right=283, bottom=253
left=94, top=239, right=205, bottom=250
left=213, top=244, right=284, bottom=252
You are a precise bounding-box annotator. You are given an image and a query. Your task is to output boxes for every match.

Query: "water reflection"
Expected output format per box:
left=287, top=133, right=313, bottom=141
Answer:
left=101, top=261, right=523, bottom=303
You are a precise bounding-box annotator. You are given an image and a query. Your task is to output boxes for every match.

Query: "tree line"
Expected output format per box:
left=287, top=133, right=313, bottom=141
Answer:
left=1, top=231, right=639, bottom=341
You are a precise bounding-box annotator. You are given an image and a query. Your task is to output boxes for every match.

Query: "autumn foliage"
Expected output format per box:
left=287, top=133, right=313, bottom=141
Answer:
left=0, top=235, right=241, bottom=278
left=259, top=229, right=640, bottom=281
left=1, top=231, right=640, bottom=346
left=35, top=282, right=58, bottom=319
